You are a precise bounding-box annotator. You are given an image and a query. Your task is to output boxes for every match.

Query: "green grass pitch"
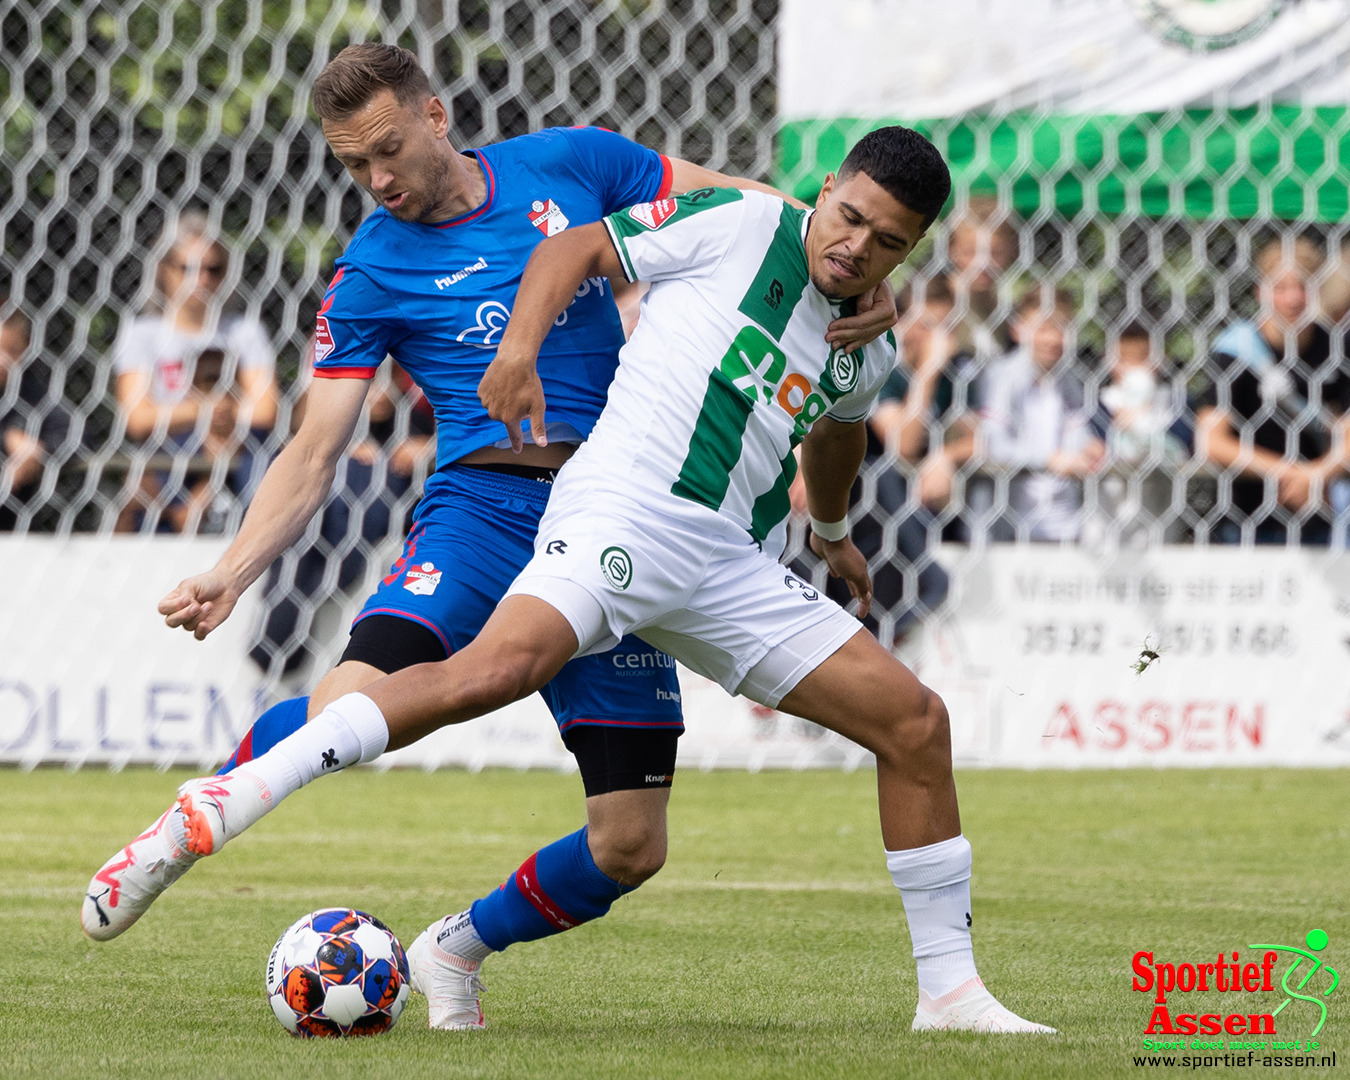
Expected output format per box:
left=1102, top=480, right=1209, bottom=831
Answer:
left=2, top=767, right=1346, bottom=1079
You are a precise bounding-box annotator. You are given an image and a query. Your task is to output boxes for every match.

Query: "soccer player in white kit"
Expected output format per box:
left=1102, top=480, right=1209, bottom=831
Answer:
left=175, top=127, right=1054, bottom=1033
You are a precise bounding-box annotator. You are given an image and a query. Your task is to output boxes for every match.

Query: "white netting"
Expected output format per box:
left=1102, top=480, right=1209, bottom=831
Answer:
left=4, top=0, right=1347, bottom=686
left=2, top=0, right=777, bottom=681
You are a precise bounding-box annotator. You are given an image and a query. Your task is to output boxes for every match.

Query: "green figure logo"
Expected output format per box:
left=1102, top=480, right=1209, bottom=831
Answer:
left=1248, top=929, right=1339, bottom=1037
left=720, top=326, right=786, bottom=406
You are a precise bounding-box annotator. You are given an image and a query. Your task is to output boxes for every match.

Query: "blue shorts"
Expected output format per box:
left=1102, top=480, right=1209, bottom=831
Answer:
left=352, top=464, right=683, bottom=734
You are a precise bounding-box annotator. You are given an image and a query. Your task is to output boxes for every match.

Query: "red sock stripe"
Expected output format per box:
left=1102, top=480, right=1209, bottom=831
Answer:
left=234, top=728, right=255, bottom=766
left=513, top=852, right=577, bottom=932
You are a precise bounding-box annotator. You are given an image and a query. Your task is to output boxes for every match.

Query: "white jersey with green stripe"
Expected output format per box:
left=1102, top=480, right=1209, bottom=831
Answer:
left=561, top=186, right=897, bottom=559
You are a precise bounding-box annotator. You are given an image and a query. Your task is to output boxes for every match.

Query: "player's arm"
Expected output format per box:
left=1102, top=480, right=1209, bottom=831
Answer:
left=668, top=158, right=805, bottom=209
left=479, top=222, right=626, bottom=453
left=800, top=416, right=873, bottom=619
left=669, top=158, right=896, bottom=351
left=158, top=375, right=370, bottom=639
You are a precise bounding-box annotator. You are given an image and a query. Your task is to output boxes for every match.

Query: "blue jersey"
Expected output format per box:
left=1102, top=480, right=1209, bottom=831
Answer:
left=312, top=126, right=672, bottom=467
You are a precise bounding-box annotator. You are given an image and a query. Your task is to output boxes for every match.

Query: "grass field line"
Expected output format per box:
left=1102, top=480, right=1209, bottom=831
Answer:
left=646, top=876, right=889, bottom=894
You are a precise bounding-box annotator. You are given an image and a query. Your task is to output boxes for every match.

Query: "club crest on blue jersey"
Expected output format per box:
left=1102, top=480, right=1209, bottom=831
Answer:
left=309, top=125, right=671, bottom=469
left=528, top=198, right=569, bottom=237
left=403, top=562, right=442, bottom=596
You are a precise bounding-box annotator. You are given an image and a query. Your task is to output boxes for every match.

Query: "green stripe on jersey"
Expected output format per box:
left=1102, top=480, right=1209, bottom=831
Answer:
left=737, top=203, right=809, bottom=341
left=747, top=449, right=799, bottom=546
left=671, top=368, right=756, bottom=511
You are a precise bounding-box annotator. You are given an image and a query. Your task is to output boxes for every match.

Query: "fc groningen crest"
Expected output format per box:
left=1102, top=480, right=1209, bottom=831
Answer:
left=600, top=546, right=633, bottom=590
left=1131, top=0, right=1283, bottom=52
left=827, top=347, right=859, bottom=394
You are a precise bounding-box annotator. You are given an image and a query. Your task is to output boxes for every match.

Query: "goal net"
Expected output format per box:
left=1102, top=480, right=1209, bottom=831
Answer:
left=4, top=0, right=1350, bottom=769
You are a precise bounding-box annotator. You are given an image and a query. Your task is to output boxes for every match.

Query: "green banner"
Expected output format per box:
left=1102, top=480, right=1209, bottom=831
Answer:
left=777, top=107, right=1350, bottom=222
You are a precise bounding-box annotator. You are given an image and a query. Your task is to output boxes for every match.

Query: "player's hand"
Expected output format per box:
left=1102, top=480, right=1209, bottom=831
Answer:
left=479, top=352, right=548, bottom=453
left=824, top=279, right=897, bottom=354
left=809, top=532, right=873, bottom=620
left=158, top=568, right=242, bottom=641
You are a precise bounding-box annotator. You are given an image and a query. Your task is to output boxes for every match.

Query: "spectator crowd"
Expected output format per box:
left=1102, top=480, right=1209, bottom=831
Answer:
left=5, top=196, right=1350, bottom=653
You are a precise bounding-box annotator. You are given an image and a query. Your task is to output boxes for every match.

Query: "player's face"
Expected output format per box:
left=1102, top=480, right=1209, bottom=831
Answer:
left=806, top=171, right=928, bottom=300
left=323, top=89, right=454, bottom=223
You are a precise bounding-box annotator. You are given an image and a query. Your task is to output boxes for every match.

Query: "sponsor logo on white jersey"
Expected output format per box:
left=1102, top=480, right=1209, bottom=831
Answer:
left=628, top=199, right=677, bottom=230
left=403, top=561, right=442, bottom=595
left=528, top=199, right=570, bottom=237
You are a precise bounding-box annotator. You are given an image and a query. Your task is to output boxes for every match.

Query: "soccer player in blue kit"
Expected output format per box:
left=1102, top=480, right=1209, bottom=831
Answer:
left=81, top=44, right=897, bottom=1027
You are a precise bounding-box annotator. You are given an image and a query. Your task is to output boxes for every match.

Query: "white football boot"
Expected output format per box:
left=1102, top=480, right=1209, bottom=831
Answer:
left=175, top=771, right=275, bottom=857
left=912, top=977, right=1056, bottom=1033
left=81, top=807, right=199, bottom=940
left=407, top=924, right=487, bottom=1030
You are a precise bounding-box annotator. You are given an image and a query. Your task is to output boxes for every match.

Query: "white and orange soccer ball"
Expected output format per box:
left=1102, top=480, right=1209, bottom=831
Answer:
left=265, top=908, right=411, bottom=1038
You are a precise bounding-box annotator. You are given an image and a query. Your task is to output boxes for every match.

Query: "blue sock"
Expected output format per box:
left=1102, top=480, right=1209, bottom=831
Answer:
left=469, top=827, right=633, bottom=952
left=216, top=697, right=310, bottom=774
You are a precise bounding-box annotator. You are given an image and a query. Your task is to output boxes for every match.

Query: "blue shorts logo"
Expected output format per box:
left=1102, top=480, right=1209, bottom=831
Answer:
left=403, top=561, right=442, bottom=595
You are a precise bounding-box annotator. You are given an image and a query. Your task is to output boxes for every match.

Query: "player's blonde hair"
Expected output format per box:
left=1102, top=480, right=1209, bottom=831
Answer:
left=312, top=43, right=435, bottom=123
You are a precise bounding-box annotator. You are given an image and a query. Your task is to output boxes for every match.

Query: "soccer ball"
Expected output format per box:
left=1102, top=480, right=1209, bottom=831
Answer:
left=265, top=908, right=411, bottom=1038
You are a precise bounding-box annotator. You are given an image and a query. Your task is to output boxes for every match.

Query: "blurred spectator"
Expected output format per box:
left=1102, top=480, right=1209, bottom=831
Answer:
left=250, top=357, right=434, bottom=676
left=789, top=282, right=965, bottom=643
left=1085, top=322, right=1189, bottom=545
left=112, top=211, right=278, bottom=533
left=1195, top=237, right=1350, bottom=545
left=976, top=285, right=1103, bottom=542
left=872, top=278, right=981, bottom=511
left=0, top=301, right=68, bottom=529
left=941, top=196, right=1018, bottom=358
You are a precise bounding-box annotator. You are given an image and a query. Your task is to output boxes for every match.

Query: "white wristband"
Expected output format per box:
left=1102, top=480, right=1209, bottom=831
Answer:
left=809, top=515, right=849, bottom=542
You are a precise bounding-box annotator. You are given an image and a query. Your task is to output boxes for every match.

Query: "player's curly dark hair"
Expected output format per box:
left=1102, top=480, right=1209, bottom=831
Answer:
left=312, top=43, right=434, bottom=122
left=838, top=127, right=952, bottom=229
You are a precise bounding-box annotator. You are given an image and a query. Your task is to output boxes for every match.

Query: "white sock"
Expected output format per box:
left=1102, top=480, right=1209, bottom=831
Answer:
left=886, top=835, right=980, bottom=999
left=235, top=693, right=390, bottom=804
left=433, top=908, right=494, bottom=963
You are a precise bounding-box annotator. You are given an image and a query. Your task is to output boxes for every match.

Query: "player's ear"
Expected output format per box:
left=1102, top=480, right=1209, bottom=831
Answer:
left=426, top=96, right=450, bottom=141
left=815, top=173, right=836, bottom=210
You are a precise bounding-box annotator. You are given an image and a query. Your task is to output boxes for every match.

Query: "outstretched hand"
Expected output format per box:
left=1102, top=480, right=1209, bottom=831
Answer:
left=824, top=278, right=898, bottom=354
left=810, top=532, right=873, bottom=620
left=158, top=568, right=242, bottom=641
left=478, top=352, right=548, bottom=453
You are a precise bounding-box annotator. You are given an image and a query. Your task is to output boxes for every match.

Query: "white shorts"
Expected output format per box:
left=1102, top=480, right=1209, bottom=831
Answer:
left=505, top=480, right=864, bottom=708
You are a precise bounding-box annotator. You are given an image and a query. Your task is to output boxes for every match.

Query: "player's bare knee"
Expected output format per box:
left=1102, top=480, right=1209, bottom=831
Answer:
left=589, top=821, right=667, bottom=885
left=879, top=685, right=951, bottom=766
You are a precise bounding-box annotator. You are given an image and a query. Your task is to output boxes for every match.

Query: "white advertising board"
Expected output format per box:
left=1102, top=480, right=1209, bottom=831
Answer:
left=2, top=539, right=1346, bottom=770
left=0, top=538, right=265, bottom=769
left=915, top=546, right=1350, bottom=767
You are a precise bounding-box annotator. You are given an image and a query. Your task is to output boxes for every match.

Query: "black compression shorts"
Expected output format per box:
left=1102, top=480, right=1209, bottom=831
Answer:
left=562, top=725, right=679, bottom=798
